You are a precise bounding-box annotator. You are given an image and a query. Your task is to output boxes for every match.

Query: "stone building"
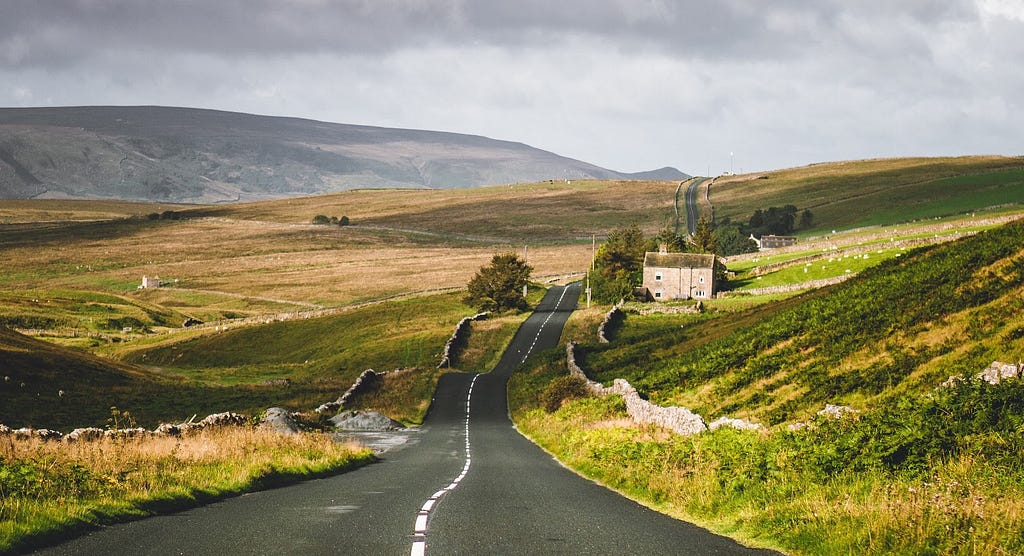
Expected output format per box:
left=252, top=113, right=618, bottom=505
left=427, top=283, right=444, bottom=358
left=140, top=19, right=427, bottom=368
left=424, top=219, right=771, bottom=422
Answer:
left=641, top=248, right=716, bottom=301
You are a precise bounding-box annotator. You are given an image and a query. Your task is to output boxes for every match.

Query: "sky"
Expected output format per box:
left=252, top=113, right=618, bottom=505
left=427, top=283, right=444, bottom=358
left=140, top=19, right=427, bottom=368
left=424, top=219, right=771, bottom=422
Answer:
left=2, top=0, right=1023, bottom=176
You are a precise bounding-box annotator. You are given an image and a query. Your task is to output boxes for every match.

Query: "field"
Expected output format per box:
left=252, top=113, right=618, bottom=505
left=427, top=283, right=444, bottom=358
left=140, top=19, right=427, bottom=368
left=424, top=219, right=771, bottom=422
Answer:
left=711, top=156, right=1024, bottom=233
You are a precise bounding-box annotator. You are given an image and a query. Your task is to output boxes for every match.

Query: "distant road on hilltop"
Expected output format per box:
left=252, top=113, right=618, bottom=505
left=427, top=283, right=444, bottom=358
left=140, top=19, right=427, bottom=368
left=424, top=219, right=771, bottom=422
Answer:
left=0, top=106, right=688, bottom=203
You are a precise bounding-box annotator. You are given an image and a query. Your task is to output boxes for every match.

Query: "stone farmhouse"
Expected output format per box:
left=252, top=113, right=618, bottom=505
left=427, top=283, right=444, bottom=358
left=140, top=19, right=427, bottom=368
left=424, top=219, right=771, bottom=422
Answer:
left=751, top=234, right=798, bottom=249
left=641, top=248, right=716, bottom=301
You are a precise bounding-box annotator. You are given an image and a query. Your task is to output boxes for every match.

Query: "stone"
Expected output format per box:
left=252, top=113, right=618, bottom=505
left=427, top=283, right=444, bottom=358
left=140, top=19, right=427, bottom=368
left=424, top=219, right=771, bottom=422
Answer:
left=261, top=407, right=301, bottom=435
left=330, top=410, right=405, bottom=431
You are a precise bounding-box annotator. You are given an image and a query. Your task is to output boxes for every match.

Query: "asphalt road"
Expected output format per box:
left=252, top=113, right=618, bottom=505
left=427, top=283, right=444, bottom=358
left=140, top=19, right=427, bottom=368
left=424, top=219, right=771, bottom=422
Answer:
left=34, top=284, right=776, bottom=555
left=685, top=177, right=710, bottom=235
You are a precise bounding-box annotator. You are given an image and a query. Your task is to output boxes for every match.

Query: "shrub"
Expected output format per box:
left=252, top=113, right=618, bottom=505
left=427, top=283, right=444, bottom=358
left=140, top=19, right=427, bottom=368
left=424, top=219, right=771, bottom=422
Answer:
left=541, top=374, right=590, bottom=413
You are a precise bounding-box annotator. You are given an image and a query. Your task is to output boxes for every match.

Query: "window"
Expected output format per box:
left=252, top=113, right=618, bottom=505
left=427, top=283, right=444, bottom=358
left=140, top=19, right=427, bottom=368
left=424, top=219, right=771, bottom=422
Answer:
left=695, top=290, right=706, bottom=298
left=654, top=290, right=662, bottom=299
left=699, top=276, right=705, bottom=284
left=655, top=272, right=663, bottom=281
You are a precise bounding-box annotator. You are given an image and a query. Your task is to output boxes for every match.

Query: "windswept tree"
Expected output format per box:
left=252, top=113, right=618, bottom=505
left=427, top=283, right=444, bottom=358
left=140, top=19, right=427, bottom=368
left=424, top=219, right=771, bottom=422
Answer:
left=464, top=253, right=533, bottom=312
left=690, top=215, right=718, bottom=254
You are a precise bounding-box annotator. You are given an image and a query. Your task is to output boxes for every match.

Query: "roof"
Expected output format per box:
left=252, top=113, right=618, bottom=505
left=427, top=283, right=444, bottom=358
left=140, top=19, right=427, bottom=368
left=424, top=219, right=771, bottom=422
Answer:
left=643, top=252, right=716, bottom=269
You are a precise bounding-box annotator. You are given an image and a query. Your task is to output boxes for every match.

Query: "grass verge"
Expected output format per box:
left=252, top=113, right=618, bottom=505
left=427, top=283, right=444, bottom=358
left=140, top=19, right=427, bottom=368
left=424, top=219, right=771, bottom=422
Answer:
left=0, top=428, right=374, bottom=554
left=510, top=357, right=1024, bottom=555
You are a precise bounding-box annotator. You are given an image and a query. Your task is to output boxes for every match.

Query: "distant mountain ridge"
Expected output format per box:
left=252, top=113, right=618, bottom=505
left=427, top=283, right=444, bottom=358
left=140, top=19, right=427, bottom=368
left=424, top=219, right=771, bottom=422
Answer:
left=0, top=106, right=688, bottom=203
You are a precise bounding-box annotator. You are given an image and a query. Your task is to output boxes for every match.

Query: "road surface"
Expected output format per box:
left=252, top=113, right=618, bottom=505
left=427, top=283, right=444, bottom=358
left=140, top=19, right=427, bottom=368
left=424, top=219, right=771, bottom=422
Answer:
left=34, top=284, right=775, bottom=555
left=685, top=177, right=710, bottom=235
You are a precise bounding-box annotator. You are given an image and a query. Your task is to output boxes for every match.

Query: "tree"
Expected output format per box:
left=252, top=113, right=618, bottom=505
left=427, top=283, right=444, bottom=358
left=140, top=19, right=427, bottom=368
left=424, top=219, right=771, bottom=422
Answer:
left=596, top=225, right=647, bottom=279
left=591, top=225, right=648, bottom=303
left=651, top=224, right=686, bottom=253
left=799, top=209, right=814, bottom=230
left=464, top=253, right=533, bottom=312
left=312, top=214, right=330, bottom=225
left=339, top=215, right=350, bottom=226
left=690, top=215, right=718, bottom=254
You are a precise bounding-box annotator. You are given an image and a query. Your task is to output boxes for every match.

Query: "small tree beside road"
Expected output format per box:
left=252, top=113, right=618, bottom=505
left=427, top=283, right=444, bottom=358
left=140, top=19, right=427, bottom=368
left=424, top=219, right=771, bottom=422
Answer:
left=465, top=253, right=533, bottom=312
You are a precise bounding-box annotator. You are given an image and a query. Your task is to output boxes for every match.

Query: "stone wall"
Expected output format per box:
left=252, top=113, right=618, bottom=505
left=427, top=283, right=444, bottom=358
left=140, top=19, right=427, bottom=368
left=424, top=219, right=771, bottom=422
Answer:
left=438, top=312, right=489, bottom=368
left=565, top=342, right=709, bottom=436
left=597, top=306, right=623, bottom=344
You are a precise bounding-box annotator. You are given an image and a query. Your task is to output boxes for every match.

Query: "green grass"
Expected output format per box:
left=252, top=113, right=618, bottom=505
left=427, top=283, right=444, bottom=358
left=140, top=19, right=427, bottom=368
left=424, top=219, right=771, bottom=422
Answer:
left=712, top=157, right=1024, bottom=233
left=509, top=217, right=1024, bottom=554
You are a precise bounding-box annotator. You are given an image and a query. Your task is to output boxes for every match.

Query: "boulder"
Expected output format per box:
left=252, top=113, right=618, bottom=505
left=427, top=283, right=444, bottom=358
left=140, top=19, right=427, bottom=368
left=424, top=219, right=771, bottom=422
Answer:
left=330, top=410, right=405, bottom=431
left=261, top=407, right=301, bottom=435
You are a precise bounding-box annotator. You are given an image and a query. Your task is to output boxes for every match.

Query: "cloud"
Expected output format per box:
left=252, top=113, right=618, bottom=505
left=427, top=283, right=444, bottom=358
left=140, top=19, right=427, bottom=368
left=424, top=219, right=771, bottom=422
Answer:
left=1, top=1, right=1022, bottom=173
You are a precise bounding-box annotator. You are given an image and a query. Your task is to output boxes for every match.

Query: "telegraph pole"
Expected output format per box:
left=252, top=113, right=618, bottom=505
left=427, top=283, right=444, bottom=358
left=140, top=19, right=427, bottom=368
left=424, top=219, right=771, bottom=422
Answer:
left=523, top=244, right=529, bottom=299
left=586, top=234, right=595, bottom=308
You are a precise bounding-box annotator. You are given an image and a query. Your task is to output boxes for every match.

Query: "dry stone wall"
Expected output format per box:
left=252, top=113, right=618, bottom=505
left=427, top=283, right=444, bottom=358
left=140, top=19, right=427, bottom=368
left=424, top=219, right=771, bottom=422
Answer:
left=438, top=312, right=490, bottom=368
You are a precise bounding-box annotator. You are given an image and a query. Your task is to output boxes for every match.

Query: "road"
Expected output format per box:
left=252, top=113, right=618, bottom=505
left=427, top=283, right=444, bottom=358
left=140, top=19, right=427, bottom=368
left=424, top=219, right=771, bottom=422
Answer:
left=34, top=284, right=775, bottom=555
left=685, top=177, right=710, bottom=235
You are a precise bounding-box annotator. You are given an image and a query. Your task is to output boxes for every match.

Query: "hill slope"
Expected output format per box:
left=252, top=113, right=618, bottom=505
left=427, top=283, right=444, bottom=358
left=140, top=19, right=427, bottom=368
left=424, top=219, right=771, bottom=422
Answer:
left=581, top=217, right=1024, bottom=425
left=0, top=106, right=687, bottom=203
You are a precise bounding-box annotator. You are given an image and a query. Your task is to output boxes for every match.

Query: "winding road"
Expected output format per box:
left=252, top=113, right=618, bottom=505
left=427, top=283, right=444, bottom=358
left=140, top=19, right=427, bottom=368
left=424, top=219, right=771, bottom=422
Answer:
left=35, top=284, right=775, bottom=555
left=684, top=177, right=711, bottom=235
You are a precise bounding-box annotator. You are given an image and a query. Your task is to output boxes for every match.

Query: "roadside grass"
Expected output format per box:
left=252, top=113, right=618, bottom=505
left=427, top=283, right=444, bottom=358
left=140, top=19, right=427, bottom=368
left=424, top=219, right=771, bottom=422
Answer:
left=0, top=428, right=374, bottom=554
left=509, top=218, right=1024, bottom=554
left=510, top=386, right=1024, bottom=555
left=512, top=354, right=1024, bottom=552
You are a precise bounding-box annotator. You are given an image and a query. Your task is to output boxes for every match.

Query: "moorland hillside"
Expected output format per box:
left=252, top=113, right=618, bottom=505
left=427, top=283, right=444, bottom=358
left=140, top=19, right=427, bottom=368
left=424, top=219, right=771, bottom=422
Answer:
left=0, top=106, right=686, bottom=203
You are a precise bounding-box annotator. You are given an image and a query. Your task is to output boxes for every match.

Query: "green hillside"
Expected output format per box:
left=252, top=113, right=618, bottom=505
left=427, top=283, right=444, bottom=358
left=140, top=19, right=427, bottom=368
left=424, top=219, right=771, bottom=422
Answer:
left=512, top=217, right=1024, bottom=554
left=581, top=217, right=1024, bottom=423
left=712, top=156, right=1024, bottom=233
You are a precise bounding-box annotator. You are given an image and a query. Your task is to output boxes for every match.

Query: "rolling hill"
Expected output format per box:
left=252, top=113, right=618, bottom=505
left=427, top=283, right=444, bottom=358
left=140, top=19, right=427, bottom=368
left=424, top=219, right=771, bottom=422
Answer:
left=0, top=106, right=687, bottom=203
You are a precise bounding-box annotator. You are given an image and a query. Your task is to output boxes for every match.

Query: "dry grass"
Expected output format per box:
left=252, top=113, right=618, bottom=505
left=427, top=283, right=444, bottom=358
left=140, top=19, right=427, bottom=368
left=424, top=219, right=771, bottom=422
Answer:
left=0, top=427, right=373, bottom=553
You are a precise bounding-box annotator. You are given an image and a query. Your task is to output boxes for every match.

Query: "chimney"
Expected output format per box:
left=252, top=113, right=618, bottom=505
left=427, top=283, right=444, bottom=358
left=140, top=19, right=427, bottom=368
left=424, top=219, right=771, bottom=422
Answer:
left=658, top=243, right=668, bottom=254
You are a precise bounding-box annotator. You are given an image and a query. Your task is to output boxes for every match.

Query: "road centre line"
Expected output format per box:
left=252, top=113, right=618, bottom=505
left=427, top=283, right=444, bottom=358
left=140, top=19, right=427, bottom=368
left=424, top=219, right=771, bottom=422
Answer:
left=411, top=285, right=572, bottom=555
left=411, top=373, right=480, bottom=556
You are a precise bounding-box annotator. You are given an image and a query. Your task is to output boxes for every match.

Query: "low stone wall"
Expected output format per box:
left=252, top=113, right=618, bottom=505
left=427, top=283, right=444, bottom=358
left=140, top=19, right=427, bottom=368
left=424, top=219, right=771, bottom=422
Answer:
left=566, top=342, right=708, bottom=436
left=315, top=369, right=388, bottom=414
left=0, top=411, right=249, bottom=443
left=438, top=312, right=489, bottom=368
left=597, top=306, right=623, bottom=344
left=718, top=275, right=852, bottom=297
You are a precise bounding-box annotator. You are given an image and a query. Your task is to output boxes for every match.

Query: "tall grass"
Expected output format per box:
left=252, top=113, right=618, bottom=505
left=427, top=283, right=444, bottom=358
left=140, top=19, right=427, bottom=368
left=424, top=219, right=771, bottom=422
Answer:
left=511, top=388, right=1024, bottom=555
left=0, top=428, right=374, bottom=554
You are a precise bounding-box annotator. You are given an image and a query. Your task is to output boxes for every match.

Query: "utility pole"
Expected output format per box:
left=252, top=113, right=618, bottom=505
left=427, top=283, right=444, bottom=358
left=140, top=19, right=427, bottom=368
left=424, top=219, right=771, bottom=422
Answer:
left=523, top=244, right=529, bottom=299
left=586, top=234, right=595, bottom=308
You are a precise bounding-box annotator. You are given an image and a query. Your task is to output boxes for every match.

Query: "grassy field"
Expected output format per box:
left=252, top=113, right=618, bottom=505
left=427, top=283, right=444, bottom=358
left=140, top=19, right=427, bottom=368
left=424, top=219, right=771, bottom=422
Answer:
left=711, top=156, right=1024, bottom=233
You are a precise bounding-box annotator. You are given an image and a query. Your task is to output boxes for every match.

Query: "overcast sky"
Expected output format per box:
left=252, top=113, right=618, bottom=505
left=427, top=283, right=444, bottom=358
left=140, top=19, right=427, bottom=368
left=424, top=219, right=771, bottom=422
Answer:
left=2, top=1, right=1022, bottom=175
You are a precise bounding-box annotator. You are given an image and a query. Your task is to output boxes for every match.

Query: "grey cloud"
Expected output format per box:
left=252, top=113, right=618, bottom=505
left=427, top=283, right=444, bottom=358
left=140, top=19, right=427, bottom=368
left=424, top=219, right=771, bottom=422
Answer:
left=1, top=1, right=989, bottom=67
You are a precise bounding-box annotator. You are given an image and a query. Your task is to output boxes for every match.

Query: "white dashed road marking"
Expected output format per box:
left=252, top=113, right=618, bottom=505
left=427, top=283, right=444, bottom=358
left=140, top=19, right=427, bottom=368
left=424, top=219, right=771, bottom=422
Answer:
left=410, top=285, right=573, bottom=555
left=410, top=373, right=479, bottom=556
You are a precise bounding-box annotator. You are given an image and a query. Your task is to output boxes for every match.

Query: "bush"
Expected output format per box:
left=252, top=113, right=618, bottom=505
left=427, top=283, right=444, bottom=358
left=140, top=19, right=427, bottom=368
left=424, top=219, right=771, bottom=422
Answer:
left=541, top=375, right=590, bottom=413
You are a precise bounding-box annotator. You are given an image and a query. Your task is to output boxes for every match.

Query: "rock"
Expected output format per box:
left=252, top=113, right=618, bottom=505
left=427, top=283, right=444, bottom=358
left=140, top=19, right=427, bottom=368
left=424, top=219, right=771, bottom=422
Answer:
left=198, top=412, right=247, bottom=428
left=978, top=361, right=1021, bottom=385
left=817, top=404, right=858, bottom=419
left=707, top=416, right=763, bottom=432
left=261, top=407, right=301, bottom=435
left=330, top=410, right=405, bottom=431
left=65, top=427, right=105, bottom=442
